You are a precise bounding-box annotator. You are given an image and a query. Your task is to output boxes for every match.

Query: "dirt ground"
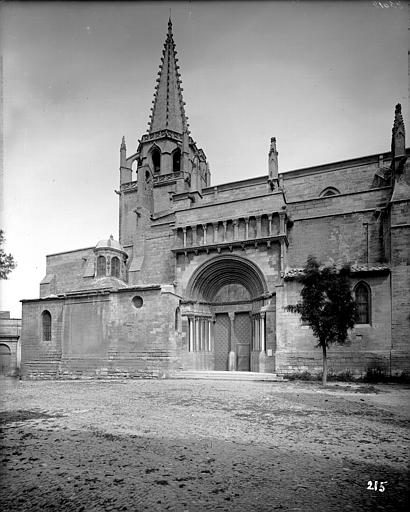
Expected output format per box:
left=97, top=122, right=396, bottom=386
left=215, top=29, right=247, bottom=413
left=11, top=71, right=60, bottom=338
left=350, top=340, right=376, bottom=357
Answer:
left=0, top=378, right=409, bottom=512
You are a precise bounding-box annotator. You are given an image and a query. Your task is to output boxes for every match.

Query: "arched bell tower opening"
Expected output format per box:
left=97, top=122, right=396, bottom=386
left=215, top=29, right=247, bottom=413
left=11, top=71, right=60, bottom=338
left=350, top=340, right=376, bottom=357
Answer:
left=183, top=255, right=273, bottom=372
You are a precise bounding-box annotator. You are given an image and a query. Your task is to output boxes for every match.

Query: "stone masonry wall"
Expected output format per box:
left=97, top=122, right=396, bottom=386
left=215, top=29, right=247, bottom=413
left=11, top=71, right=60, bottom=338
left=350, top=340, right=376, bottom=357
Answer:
left=288, top=188, right=390, bottom=221
left=119, top=190, right=138, bottom=248
left=0, top=316, right=21, bottom=377
left=174, top=192, right=285, bottom=227
left=390, top=198, right=410, bottom=364
left=41, top=248, right=94, bottom=296
left=275, top=274, right=392, bottom=377
left=140, top=223, right=176, bottom=284
left=21, top=288, right=180, bottom=380
left=21, top=299, right=64, bottom=379
left=200, top=179, right=269, bottom=205
left=281, top=156, right=390, bottom=201
left=288, top=212, right=374, bottom=267
left=286, top=187, right=392, bottom=268
left=0, top=311, right=21, bottom=376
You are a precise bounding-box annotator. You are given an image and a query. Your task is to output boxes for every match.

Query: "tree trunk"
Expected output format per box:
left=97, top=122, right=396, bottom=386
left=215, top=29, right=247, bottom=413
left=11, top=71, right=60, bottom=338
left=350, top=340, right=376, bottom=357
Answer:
left=322, top=344, right=327, bottom=386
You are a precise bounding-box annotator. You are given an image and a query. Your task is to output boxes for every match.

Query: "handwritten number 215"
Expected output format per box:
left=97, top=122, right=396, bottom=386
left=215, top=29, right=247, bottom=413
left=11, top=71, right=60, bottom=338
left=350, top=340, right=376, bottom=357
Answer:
left=367, top=481, right=387, bottom=492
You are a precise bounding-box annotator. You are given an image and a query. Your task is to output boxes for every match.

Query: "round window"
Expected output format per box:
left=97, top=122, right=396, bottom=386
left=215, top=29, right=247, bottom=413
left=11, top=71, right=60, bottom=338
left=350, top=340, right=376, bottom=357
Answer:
left=132, top=296, right=143, bottom=309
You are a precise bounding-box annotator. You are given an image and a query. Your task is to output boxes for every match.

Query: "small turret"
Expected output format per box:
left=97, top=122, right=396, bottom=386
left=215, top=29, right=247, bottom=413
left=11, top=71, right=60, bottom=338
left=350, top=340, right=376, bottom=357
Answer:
left=182, top=129, right=190, bottom=173
left=120, top=136, right=126, bottom=160
left=205, top=162, right=211, bottom=186
left=391, top=103, right=406, bottom=174
left=390, top=103, right=409, bottom=202
left=268, top=137, right=279, bottom=190
left=191, top=155, right=202, bottom=194
left=120, top=136, right=132, bottom=185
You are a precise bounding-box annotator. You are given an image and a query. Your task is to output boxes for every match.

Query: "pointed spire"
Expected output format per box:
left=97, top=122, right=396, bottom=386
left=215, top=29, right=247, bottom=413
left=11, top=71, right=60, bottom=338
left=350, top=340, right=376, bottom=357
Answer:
left=120, top=136, right=126, bottom=150
left=148, top=19, right=188, bottom=134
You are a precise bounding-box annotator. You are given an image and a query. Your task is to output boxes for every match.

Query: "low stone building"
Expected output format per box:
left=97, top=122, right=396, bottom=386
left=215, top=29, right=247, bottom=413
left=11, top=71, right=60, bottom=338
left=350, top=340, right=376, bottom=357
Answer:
left=21, top=20, right=410, bottom=379
left=0, top=312, right=21, bottom=377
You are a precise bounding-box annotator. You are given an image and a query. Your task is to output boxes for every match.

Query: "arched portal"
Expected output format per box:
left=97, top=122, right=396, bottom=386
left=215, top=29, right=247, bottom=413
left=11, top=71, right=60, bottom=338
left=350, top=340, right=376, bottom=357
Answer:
left=186, top=254, right=268, bottom=302
left=184, top=255, right=270, bottom=372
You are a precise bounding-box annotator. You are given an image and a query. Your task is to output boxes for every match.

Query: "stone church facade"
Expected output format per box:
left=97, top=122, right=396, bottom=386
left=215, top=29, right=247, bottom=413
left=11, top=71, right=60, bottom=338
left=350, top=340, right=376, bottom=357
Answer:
left=21, top=21, right=410, bottom=379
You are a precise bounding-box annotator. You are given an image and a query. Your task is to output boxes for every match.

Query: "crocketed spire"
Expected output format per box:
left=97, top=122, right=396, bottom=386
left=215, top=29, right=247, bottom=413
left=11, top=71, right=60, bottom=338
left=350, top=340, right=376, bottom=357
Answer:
left=148, top=18, right=188, bottom=134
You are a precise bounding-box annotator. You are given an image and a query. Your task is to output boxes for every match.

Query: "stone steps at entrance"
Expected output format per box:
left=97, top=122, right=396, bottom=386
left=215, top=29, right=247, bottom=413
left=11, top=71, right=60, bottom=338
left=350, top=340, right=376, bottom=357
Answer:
left=174, top=371, right=285, bottom=382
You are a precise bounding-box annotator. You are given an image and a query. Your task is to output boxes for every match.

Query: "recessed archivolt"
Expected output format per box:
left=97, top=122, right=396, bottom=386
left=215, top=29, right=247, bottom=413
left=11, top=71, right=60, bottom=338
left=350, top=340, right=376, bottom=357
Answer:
left=186, top=255, right=268, bottom=302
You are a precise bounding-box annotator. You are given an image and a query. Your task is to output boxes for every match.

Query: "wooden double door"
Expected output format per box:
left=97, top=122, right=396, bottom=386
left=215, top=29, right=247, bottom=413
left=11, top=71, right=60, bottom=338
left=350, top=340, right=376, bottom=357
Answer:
left=214, top=312, right=251, bottom=371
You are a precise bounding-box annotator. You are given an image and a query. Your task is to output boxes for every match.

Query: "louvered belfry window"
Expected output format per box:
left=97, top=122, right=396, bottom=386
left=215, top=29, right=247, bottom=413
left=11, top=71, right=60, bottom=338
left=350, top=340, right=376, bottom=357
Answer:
left=355, top=283, right=370, bottom=324
left=173, top=149, right=181, bottom=173
left=152, top=148, right=161, bottom=173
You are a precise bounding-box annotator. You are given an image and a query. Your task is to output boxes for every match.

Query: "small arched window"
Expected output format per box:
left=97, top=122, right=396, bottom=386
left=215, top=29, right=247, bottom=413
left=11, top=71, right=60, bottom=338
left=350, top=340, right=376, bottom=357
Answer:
left=151, top=147, right=161, bottom=173
left=320, top=187, right=340, bottom=197
left=111, top=256, right=120, bottom=278
left=173, top=148, right=181, bottom=173
left=355, top=282, right=371, bottom=324
left=42, top=311, right=52, bottom=341
left=97, top=255, right=106, bottom=277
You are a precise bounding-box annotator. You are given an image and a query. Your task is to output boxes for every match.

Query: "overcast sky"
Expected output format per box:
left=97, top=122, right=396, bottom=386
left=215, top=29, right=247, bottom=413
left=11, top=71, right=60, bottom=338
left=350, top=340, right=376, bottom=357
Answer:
left=0, top=1, right=408, bottom=317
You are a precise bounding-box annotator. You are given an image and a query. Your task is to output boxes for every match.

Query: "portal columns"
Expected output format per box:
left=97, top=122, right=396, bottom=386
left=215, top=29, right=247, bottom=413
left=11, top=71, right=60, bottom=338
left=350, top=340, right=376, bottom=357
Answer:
left=228, top=312, right=236, bottom=371
left=260, top=312, right=266, bottom=352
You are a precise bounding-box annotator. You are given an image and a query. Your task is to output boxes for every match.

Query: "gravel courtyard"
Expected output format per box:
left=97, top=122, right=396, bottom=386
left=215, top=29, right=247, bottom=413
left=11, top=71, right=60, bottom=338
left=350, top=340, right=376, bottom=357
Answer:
left=0, top=378, right=409, bottom=512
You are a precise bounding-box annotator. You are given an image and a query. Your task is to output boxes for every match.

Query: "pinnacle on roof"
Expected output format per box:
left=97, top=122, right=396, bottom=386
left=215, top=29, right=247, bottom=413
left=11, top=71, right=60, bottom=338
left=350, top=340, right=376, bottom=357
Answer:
left=393, top=103, right=405, bottom=135
left=270, top=137, right=278, bottom=153
left=147, top=18, right=189, bottom=134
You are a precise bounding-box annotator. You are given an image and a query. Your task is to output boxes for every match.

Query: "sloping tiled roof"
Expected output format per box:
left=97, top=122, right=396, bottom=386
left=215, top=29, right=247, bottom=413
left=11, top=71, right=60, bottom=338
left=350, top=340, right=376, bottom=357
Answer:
left=284, top=264, right=390, bottom=280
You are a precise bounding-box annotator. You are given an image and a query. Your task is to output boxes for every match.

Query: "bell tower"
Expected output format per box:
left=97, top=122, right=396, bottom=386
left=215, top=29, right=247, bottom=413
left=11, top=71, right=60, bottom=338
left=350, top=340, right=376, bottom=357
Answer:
left=119, top=19, right=209, bottom=204
left=117, top=18, right=210, bottom=282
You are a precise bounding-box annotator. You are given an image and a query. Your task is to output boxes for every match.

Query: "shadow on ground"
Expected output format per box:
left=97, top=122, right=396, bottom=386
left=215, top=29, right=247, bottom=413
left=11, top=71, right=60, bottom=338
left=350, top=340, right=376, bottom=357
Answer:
left=1, top=418, right=409, bottom=511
